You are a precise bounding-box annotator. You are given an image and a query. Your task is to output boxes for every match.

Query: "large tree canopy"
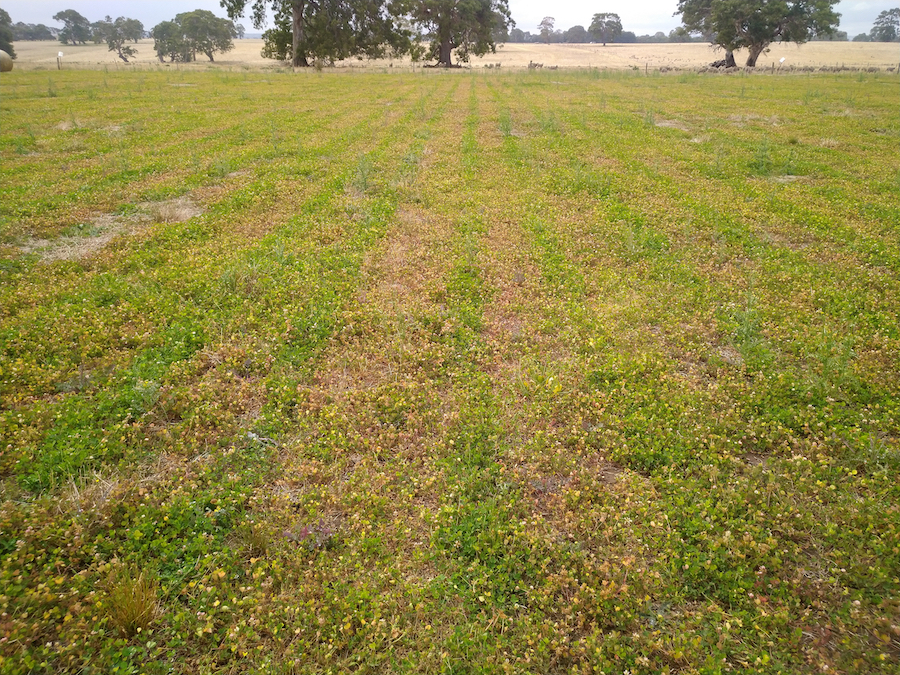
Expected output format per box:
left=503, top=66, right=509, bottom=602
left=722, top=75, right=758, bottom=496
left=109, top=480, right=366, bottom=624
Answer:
left=92, top=16, right=141, bottom=62
left=221, top=0, right=412, bottom=67
left=152, top=10, right=236, bottom=62
left=0, top=8, right=15, bottom=59
left=406, top=0, right=513, bottom=67
left=677, top=0, right=840, bottom=67
left=564, top=25, right=590, bottom=43
left=870, top=8, right=899, bottom=41
left=53, top=9, right=92, bottom=46
left=262, top=0, right=412, bottom=65
left=538, top=16, right=555, bottom=43
left=589, top=12, right=622, bottom=45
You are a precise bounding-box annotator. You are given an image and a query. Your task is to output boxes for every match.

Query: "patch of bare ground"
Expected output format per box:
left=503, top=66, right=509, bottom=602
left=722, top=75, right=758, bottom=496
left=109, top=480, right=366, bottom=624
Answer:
left=18, top=213, right=144, bottom=263
left=768, top=175, right=811, bottom=184
left=760, top=227, right=814, bottom=251
left=728, top=113, right=781, bottom=127
left=142, top=196, right=204, bottom=223
left=654, top=118, right=691, bottom=132
left=18, top=196, right=203, bottom=263
left=742, top=452, right=769, bottom=468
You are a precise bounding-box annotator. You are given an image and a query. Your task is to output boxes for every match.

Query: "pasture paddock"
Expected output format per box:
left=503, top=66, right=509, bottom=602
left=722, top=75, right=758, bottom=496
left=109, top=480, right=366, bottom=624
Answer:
left=0, top=68, right=898, bottom=673
left=9, top=37, right=900, bottom=71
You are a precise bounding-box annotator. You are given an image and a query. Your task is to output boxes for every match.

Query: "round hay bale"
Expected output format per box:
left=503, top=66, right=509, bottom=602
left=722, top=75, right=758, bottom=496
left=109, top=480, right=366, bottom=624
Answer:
left=0, top=50, right=13, bottom=72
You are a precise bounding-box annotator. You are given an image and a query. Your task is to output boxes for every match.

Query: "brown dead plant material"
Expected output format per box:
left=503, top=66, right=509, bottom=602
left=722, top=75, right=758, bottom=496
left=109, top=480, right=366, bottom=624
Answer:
left=654, top=118, right=691, bottom=132
left=320, top=207, right=453, bottom=395
left=144, top=196, right=204, bottom=224
left=18, top=197, right=203, bottom=263
left=104, top=564, right=160, bottom=638
left=20, top=213, right=146, bottom=263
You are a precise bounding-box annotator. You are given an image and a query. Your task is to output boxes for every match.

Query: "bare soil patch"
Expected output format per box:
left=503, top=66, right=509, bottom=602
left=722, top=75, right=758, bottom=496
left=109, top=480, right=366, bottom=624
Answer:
left=18, top=197, right=203, bottom=262
left=655, top=118, right=691, bottom=132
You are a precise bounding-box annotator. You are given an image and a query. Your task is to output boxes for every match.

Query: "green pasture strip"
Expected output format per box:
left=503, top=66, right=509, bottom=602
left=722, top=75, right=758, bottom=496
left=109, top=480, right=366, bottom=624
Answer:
left=576, top=71, right=900, bottom=268
left=483, top=72, right=899, bottom=671
left=97, top=75, right=458, bottom=674
left=0, top=76, right=419, bottom=402
left=500, top=71, right=899, bottom=435
left=0, top=71, right=419, bottom=240
left=584, top=73, right=900, bottom=273
left=496, top=71, right=898, bottom=468
left=1, top=74, right=440, bottom=490
left=0, top=70, right=897, bottom=674
left=0, top=72, right=429, bottom=493
left=0, top=73, right=460, bottom=675
left=546, top=79, right=900, bottom=381
left=208, top=75, right=517, bottom=672
left=423, top=78, right=661, bottom=670
left=510, top=69, right=900, bottom=255
left=468, top=76, right=724, bottom=671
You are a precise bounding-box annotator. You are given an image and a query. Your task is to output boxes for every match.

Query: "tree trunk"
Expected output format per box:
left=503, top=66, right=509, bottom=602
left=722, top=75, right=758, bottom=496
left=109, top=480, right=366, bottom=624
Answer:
left=725, top=51, right=736, bottom=68
left=439, top=39, right=452, bottom=67
left=291, top=0, right=309, bottom=68
left=746, top=44, right=766, bottom=67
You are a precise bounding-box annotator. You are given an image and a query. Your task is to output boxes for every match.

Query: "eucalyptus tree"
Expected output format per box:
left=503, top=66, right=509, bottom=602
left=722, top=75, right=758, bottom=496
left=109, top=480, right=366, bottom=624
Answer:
left=870, top=8, right=899, bottom=42
left=676, top=0, right=840, bottom=67
left=0, top=8, right=15, bottom=58
left=589, top=12, right=622, bottom=45
left=405, top=0, right=513, bottom=66
left=53, top=9, right=92, bottom=45
left=221, top=0, right=412, bottom=67
left=152, top=10, right=236, bottom=62
left=92, top=16, right=140, bottom=62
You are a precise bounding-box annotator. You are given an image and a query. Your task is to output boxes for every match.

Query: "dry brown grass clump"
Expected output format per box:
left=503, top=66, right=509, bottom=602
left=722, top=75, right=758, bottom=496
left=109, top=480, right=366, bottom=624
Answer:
left=146, top=196, right=204, bottom=224
left=104, top=565, right=160, bottom=637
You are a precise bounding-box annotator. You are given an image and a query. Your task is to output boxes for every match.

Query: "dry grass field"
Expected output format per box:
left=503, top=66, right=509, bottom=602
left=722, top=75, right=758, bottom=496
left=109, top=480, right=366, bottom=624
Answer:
left=10, top=37, right=900, bottom=71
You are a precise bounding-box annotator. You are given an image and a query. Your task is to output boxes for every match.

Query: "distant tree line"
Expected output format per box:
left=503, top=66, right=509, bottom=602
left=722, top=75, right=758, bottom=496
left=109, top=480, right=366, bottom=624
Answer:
left=47, top=10, right=145, bottom=61
left=514, top=2, right=863, bottom=68
left=2, top=2, right=514, bottom=68
left=11, top=22, right=56, bottom=41
left=1, top=7, right=240, bottom=64
left=510, top=13, right=712, bottom=45
left=508, top=24, right=708, bottom=45
left=4, top=3, right=896, bottom=71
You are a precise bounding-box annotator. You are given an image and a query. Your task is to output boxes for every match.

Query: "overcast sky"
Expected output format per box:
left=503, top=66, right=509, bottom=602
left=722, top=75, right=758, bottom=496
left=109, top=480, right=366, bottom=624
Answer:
left=2, top=0, right=896, bottom=40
